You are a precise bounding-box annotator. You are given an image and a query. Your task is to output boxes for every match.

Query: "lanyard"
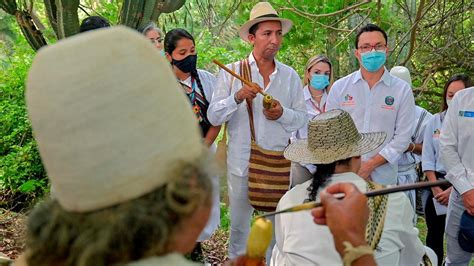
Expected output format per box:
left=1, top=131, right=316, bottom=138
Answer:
left=310, top=99, right=326, bottom=114
left=180, top=78, right=198, bottom=103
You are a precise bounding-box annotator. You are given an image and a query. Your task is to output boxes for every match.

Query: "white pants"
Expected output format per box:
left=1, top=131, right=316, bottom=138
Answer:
left=227, top=172, right=275, bottom=264
left=445, top=189, right=473, bottom=265
left=397, top=165, right=418, bottom=225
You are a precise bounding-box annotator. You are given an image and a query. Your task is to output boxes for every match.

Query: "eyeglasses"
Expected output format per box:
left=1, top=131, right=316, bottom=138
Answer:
left=150, top=37, right=163, bottom=44
left=357, top=44, right=387, bottom=53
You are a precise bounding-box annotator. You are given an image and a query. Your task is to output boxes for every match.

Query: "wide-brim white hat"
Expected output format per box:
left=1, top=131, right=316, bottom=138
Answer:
left=285, top=110, right=386, bottom=164
left=26, top=26, right=204, bottom=212
left=239, top=2, right=293, bottom=42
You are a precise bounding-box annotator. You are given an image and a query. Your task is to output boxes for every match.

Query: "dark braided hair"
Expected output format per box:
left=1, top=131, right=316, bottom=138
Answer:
left=307, top=158, right=352, bottom=201
left=164, top=28, right=207, bottom=101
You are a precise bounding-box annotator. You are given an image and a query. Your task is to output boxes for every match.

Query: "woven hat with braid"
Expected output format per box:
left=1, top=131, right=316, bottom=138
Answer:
left=284, top=109, right=386, bottom=164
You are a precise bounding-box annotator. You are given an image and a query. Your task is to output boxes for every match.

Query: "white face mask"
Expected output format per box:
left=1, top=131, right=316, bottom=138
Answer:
left=446, top=99, right=452, bottom=107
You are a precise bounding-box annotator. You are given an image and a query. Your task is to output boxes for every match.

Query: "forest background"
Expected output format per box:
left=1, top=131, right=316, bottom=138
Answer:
left=0, top=0, right=473, bottom=262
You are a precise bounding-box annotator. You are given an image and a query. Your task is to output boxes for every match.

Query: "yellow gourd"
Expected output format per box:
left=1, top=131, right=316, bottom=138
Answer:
left=246, top=218, right=273, bottom=259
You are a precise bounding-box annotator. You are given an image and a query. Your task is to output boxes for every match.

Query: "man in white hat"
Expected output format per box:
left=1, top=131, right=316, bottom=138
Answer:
left=326, top=24, right=416, bottom=185
left=19, top=26, right=213, bottom=265
left=390, top=66, right=432, bottom=218
left=208, top=1, right=306, bottom=261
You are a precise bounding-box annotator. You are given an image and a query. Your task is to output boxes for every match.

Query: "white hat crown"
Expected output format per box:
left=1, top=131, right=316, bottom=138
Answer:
left=26, top=26, right=204, bottom=212
left=390, top=66, right=412, bottom=87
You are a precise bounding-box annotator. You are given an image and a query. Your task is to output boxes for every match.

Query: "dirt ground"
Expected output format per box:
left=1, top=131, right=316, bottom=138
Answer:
left=0, top=208, right=229, bottom=264
left=0, top=209, right=25, bottom=261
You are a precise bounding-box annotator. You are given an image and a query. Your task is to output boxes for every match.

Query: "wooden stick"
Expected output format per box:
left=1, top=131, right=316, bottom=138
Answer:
left=257, top=179, right=450, bottom=219
left=212, top=59, right=265, bottom=95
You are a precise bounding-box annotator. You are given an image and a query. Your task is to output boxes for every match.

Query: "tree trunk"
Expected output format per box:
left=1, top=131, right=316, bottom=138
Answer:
left=0, top=0, right=17, bottom=15
left=44, top=0, right=58, bottom=38
left=55, top=0, right=80, bottom=39
left=15, top=10, right=47, bottom=51
left=120, top=0, right=186, bottom=30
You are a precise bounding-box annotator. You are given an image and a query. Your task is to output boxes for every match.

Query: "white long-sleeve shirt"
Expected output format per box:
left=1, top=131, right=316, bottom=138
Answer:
left=398, top=106, right=432, bottom=167
left=326, top=68, right=416, bottom=184
left=270, top=172, right=425, bottom=265
left=290, top=86, right=327, bottom=174
left=440, top=87, right=474, bottom=195
left=422, top=112, right=446, bottom=174
left=291, top=85, right=327, bottom=140
left=208, top=53, right=307, bottom=177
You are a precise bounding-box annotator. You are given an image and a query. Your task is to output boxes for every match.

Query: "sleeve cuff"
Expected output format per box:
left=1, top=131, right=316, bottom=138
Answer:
left=379, top=147, right=401, bottom=165
left=421, top=162, right=436, bottom=172
left=276, top=106, right=293, bottom=125
left=227, top=92, right=239, bottom=108
left=445, top=163, right=474, bottom=194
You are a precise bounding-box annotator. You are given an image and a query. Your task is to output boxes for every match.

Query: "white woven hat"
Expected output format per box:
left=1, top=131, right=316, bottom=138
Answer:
left=239, top=2, right=293, bottom=42
left=284, top=110, right=386, bottom=164
left=26, top=26, right=204, bottom=212
left=390, top=66, right=412, bottom=87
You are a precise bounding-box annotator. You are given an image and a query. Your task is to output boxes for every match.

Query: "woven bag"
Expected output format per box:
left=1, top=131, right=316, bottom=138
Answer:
left=241, top=58, right=290, bottom=212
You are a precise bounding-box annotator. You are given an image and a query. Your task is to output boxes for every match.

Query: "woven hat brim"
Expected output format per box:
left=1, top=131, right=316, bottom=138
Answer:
left=239, top=17, right=293, bottom=42
left=284, top=132, right=387, bottom=165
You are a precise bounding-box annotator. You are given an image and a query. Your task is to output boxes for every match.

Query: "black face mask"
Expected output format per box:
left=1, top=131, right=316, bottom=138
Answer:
left=172, top=54, right=197, bottom=73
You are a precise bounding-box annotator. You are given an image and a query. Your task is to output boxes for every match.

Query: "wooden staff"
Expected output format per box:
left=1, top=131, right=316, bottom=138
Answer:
left=257, top=179, right=450, bottom=219
left=213, top=59, right=274, bottom=109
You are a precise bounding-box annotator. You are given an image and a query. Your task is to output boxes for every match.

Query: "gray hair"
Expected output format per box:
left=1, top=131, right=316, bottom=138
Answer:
left=140, top=22, right=163, bottom=37
left=25, top=159, right=213, bottom=266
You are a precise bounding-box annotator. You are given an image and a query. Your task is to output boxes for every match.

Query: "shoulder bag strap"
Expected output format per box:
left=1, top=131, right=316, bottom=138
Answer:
left=241, top=58, right=256, bottom=142
left=412, top=109, right=428, bottom=142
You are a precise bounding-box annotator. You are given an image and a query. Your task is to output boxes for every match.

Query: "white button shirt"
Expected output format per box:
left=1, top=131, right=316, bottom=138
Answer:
left=179, top=69, right=216, bottom=103
left=398, top=106, right=432, bottom=167
left=440, top=87, right=474, bottom=195
left=270, top=172, right=425, bottom=265
left=292, top=85, right=327, bottom=140
left=290, top=86, right=327, bottom=174
left=422, top=112, right=447, bottom=174
left=208, top=53, right=307, bottom=177
left=326, top=68, right=416, bottom=184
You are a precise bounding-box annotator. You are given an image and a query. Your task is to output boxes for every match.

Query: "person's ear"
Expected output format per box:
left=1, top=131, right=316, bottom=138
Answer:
left=166, top=52, right=172, bottom=63
left=354, top=49, right=362, bottom=62
left=248, top=34, right=255, bottom=46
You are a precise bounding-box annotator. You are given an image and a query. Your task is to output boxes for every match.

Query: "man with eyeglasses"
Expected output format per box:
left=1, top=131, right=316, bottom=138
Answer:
left=326, top=24, right=416, bottom=185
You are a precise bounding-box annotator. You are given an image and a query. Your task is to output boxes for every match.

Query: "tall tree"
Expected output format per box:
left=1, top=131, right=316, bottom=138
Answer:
left=0, top=0, right=186, bottom=51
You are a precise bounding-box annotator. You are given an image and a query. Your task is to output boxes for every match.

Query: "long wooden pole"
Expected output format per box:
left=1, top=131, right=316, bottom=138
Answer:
left=257, top=179, right=450, bottom=218
left=212, top=59, right=265, bottom=95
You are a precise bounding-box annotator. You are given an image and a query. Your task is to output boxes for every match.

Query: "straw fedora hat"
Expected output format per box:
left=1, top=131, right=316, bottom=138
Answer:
left=284, top=109, right=386, bottom=164
left=239, top=2, right=293, bottom=42
left=26, top=26, right=204, bottom=212
left=390, top=66, right=412, bottom=87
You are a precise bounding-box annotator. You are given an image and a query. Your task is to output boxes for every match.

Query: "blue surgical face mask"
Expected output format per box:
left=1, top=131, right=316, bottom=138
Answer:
left=310, top=74, right=330, bottom=90
left=361, top=50, right=386, bottom=72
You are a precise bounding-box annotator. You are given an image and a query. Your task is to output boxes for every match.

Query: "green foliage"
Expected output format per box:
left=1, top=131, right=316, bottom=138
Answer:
left=219, top=202, right=230, bottom=231
left=0, top=37, right=47, bottom=208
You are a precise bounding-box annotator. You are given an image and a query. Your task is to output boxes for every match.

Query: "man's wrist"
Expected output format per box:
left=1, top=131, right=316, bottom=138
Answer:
left=409, top=142, right=416, bottom=152
left=234, top=92, right=243, bottom=104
